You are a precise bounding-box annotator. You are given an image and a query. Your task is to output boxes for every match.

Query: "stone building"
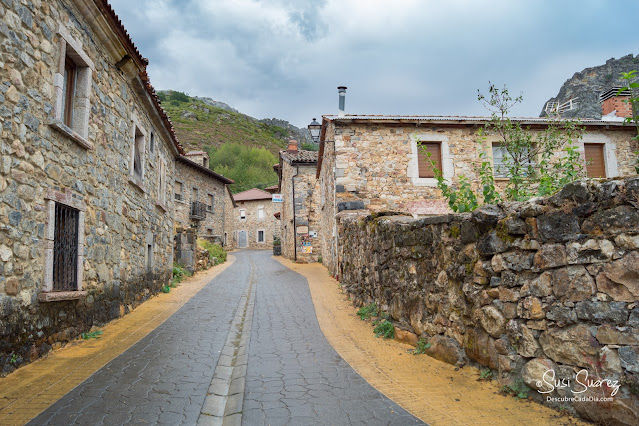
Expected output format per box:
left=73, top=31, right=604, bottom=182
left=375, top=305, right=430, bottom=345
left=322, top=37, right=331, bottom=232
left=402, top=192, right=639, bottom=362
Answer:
left=276, top=141, right=321, bottom=262
left=223, top=186, right=238, bottom=250
left=0, top=0, right=184, bottom=370
left=231, top=188, right=277, bottom=249
left=174, top=150, right=234, bottom=244
left=316, top=115, right=638, bottom=275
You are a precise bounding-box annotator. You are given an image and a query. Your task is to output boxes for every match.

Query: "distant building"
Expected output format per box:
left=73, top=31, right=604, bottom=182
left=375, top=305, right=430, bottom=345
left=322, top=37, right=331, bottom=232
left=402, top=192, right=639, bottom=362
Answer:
left=276, top=141, right=321, bottom=262
left=232, top=188, right=278, bottom=249
left=174, top=151, right=234, bottom=245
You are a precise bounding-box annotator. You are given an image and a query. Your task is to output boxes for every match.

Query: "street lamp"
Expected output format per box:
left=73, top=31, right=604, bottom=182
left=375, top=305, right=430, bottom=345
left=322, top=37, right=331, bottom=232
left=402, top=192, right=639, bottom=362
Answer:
left=307, top=118, right=321, bottom=143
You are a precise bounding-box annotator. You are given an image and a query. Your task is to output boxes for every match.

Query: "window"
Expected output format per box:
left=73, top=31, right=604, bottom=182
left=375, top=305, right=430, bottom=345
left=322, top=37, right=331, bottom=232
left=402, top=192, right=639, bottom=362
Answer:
left=203, top=158, right=207, bottom=167
left=257, top=230, right=265, bottom=243
left=257, top=205, right=265, bottom=219
left=491, top=143, right=536, bottom=178
left=192, top=187, right=199, bottom=201
left=62, top=56, right=76, bottom=127
left=147, top=243, right=153, bottom=272
left=51, top=25, right=94, bottom=149
left=150, top=131, right=155, bottom=154
left=157, top=156, right=167, bottom=206
left=207, top=194, right=214, bottom=212
left=175, top=181, right=183, bottom=201
left=40, top=189, right=87, bottom=301
left=239, top=209, right=246, bottom=219
left=133, top=128, right=145, bottom=180
left=584, top=143, right=606, bottom=178
left=417, top=142, right=442, bottom=178
left=224, top=232, right=228, bottom=246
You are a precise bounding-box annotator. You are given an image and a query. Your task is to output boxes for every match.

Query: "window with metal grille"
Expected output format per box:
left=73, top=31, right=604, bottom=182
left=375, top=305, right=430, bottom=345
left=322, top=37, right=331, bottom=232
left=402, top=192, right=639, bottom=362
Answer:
left=417, top=142, right=442, bottom=178
left=53, top=203, right=80, bottom=292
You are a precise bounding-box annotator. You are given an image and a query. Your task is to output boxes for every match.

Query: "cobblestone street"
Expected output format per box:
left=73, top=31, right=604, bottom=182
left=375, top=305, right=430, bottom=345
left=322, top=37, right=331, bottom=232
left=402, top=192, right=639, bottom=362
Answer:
left=28, top=251, right=419, bottom=425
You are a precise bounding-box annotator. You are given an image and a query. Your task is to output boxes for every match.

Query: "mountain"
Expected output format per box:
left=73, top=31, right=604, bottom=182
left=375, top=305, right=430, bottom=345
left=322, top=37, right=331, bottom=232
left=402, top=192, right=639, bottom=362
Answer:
left=539, top=54, right=639, bottom=118
left=157, top=90, right=312, bottom=155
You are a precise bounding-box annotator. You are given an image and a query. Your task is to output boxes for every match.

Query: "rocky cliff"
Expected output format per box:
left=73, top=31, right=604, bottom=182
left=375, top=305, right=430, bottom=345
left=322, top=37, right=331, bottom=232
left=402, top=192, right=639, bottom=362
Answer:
left=540, top=54, right=639, bottom=119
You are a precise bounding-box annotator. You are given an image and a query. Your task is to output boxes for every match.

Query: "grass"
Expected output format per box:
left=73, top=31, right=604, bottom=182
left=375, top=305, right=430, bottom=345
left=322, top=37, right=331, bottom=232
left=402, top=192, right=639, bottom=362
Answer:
left=197, top=239, right=227, bottom=265
left=499, top=378, right=530, bottom=399
left=357, top=303, right=379, bottom=321
left=81, top=330, right=103, bottom=340
left=373, top=320, right=395, bottom=339
left=411, top=337, right=432, bottom=355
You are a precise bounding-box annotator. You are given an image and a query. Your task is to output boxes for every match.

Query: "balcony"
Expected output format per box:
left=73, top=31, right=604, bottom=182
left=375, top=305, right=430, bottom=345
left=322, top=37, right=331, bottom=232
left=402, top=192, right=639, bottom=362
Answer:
left=190, top=201, right=207, bottom=220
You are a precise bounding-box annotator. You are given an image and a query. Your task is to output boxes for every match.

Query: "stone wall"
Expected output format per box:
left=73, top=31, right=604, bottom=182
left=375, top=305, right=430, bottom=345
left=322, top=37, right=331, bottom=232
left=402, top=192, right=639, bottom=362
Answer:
left=0, top=0, right=177, bottom=373
left=337, top=177, right=639, bottom=424
left=174, top=160, right=227, bottom=240
left=280, top=160, right=322, bottom=262
left=318, top=118, right=638, bottom=276
left=223, top=188, right=237, bottom=250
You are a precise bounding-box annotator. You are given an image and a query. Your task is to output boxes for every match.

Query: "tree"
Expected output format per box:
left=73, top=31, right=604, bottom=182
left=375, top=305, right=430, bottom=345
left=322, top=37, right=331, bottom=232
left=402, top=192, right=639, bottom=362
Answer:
left=422, top=83, right=587, bottom=211
left=205, top=143, right=279, bottom=193
left=618, top=71, right=639, bottom=174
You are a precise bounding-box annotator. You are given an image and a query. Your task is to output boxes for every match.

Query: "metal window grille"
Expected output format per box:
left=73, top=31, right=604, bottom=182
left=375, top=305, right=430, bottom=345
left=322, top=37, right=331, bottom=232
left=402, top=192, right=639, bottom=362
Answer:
left=53, top=203, right=79, bottom=291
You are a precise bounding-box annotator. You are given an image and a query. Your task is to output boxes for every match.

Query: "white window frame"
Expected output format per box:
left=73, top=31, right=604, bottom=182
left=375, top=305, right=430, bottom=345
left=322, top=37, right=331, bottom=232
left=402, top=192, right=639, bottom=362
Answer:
left=580, top=134, right=618, bottom=178
left=51, top=24, right=94, bottom=150
left=257, top=205, right=265, bottom=220
left=174, top=180, right=184, bottom=202
left=257, top=229, right=265, bottom=243
left=39, top=189, right=87, bottom=302
left=239, top=208, right=246, bottom=220
left=129, top=114, right=146, bottom=190
left=490, top=142, right=536, bottom=179
left=408, top=133, right=453, bottom=187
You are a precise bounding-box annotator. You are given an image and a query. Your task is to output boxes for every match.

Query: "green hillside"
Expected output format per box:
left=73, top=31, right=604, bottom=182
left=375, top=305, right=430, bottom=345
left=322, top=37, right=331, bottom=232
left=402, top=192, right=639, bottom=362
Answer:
left=158, top=91, right=289, bottom=155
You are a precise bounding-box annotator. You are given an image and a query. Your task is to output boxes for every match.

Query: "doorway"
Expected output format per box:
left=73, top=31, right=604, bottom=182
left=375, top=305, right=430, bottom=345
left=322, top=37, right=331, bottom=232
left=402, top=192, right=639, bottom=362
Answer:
left=238, top=230, right=247, bottom=248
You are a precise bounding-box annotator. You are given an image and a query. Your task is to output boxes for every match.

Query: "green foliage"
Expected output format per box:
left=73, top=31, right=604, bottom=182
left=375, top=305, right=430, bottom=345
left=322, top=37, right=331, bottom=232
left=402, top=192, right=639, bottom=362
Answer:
left=9, top=353, right=18, bottom=364
left=479, top=369, right=493, bottom=380
left=172, top=263, right=192, bottom=285
left=205, top=143, right=279, bottom=193
left=499, top=379, right=530, bottom=399
left=161, top=285, right=171, bottom=293
left=273, top=237, right=281, bottom=247
left=301, top=142, right=319, bottom=151
left=357, top=303, right=379, bottom=321
left=411, top=338, right=432, bottom=355
left=198, top=239, right=227, bottom=265
left=317, top=255, right=323, bottom=264
left=81, top=330, right=103, bottom=340
left=618, top=71, right=639, bottom=173
left=373, top=320, right=395, bottom=339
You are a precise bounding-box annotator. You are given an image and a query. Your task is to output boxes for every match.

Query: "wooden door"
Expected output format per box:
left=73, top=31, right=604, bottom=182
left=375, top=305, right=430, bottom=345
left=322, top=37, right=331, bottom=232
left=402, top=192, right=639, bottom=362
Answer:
left=584, top=144, right=605, bottom=178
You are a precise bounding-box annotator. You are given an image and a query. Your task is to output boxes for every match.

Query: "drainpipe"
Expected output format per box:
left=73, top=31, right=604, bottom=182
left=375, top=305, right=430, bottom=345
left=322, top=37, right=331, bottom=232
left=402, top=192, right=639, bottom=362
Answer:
left=292, top=165, right=299, bottom=261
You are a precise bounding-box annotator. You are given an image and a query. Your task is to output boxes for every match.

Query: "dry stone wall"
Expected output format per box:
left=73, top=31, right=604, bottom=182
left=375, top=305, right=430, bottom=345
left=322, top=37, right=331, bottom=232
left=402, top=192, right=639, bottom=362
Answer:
left=337, top=177, right=639, bottom=424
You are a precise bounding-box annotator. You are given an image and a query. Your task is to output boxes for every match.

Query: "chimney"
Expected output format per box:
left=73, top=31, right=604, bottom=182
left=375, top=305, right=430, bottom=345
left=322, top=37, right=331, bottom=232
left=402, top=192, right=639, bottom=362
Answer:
left=600, top=86, right=633, bottom=118
left=287, top=140, right=298, bottom=152
left=338, top=86, right=347, bottom=116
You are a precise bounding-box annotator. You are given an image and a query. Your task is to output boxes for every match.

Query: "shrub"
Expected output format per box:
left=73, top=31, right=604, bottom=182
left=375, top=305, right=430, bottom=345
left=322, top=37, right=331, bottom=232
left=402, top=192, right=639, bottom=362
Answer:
left=172, top=263, right=191, bottom=285
left=373, top=320, right=395, bottom=339
left=357, top=303, right=379, bottom=320
left=197, top=239, right=227, bottom=265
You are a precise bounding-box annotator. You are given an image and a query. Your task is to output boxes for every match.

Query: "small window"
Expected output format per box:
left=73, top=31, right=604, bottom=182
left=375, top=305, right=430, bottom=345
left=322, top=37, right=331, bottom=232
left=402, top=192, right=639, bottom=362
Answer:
left=147, top=243, right=153, bottom=271
left=257, top=230, right=265, bottom=243
left=150, top=131, right=155, bottom=153
left=206, top=228, right=213, bottom=235
left=175, top=181, right=183, bottom=201
left=158, top=157, right=166, bottom=205
left=53, top=202, right=80, bottom=291
left=62, top=56, right=77, bottom=127
left=192, top=187, right=199, bottom=201
left=584, top=143, right=606, bottom=178
left=203, top=158, right=207, bottom=167
left=239, top=209, right=246, bottom=219
left=133, top=128, right=144, bottom=180
left=257, top=205, right=265, bottom=219
left=207, top=194, right=214, bottom=212
left=492, top=143, right=536, bottom=178
left=417, top=142, right=442, bottom=178
left=224, top=232, right=228, bottom=246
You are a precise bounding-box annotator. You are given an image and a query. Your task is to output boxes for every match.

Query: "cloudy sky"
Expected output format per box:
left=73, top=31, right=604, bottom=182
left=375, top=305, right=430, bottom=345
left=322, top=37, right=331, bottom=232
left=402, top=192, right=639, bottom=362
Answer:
left=109, top=0, right=638, bottom=128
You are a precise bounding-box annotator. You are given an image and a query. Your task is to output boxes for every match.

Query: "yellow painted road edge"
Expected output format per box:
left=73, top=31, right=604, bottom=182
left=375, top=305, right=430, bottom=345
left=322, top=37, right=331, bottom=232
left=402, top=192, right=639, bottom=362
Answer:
left=275, top=257, right=586, bottom=426
left=0, top=256, right=235, bottom=426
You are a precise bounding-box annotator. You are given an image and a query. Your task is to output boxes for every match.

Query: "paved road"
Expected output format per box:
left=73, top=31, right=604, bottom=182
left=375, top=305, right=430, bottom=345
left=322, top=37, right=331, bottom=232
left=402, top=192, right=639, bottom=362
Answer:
left=31, top=250, right=422, bottom=425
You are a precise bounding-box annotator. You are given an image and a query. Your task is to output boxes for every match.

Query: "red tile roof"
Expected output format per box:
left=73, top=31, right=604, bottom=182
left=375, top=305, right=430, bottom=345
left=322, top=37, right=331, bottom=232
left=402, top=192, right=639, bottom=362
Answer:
left=233, top=188, right=273, bottom=201
left=176, top=156, right=234, bottom=184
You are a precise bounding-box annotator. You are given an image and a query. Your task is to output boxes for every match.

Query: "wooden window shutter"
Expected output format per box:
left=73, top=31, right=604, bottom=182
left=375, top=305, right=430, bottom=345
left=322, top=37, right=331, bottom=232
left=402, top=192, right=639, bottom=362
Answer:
left=584, top=143, right=605, bottom=178
left=417, top=142, right=442, bottom=178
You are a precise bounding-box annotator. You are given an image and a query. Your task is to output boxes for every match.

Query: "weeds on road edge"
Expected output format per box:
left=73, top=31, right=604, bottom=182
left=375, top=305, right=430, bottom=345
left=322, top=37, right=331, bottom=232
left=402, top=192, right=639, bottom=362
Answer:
left=81, top=330, right=103, bottom=340
left=411, top=337, right=432, bottom=355
left=357, top=303, right=379, bottom=320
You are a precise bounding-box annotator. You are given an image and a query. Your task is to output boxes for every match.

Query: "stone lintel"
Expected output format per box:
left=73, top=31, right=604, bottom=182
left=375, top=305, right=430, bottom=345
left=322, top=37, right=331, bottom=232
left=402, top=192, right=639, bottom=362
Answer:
left=38, top=291, right=87, bottom=302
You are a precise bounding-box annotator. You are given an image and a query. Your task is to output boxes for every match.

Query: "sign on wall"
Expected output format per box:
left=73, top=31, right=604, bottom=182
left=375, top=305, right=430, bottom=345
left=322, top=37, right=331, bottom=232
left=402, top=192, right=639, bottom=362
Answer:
left=272, top=194, right=283, bottom=203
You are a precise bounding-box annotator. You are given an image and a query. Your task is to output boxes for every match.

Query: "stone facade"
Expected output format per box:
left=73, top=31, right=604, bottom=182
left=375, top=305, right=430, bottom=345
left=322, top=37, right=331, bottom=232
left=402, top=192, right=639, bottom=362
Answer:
left=232, top=189, right=277, bottom=249
left=277, top=143, right=321, bottom=262
left=337, top=177, right=639, bottom=424
left=0, top=0, right=184, bottom=373
left=317, top=116, right=639, bottom=276
left=223, top=186, right=237, bottom=250
left=174, top=153, right=233, bottom=245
